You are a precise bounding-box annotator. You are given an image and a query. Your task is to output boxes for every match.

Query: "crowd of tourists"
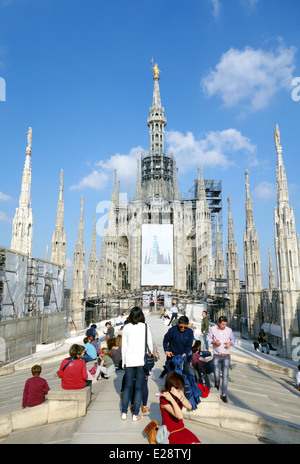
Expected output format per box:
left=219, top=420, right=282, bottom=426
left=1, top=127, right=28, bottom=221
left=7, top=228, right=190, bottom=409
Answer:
left=19, top=305, right=300, bottom=444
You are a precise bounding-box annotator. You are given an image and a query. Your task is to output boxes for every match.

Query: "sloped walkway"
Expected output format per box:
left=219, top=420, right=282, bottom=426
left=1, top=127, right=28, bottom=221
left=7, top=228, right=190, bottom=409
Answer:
left=1, top=313, right=300, bottom=444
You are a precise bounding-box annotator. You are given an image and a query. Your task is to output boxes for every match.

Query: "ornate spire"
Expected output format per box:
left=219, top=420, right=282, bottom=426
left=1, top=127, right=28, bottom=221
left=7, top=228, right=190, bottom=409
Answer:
left=87, top=213, right=98, bottom=297
left=11, top=127, right=33, bottom=256
left=111, top=169, right=118, bottom=205
left=50, top=169, right=67, bottom=285
left=71, top=196, right=86, bottom=319
left=243, top=169, right=262, bottom=336
left=226, top=195, right=240, bottom=310
left=245, top=169, right=255, bottom=229
left=147, top=60, right=167, bottom=153
left=197, top=166, right=206, bottom=200
left=273, top=124, right=300, bottom=357
left=274, top=124, right=289, bottom=205
left=76, top=196, right=84, bottom=243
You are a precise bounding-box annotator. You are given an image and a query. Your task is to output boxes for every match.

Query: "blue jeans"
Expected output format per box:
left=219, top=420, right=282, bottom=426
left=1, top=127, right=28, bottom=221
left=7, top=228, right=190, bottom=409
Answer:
left=259, top=342, right=270, bottom=354
left=82, top=354, right=96, bottom=363
left=203, top=333, right=209, bottom=350
left=121, top=366, right=144, bottom=416
left=213, top=354, right=230, bottom=396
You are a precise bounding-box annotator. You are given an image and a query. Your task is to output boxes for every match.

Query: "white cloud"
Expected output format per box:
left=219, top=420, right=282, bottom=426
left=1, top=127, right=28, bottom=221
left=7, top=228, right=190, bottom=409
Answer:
left=70, top=170, right=109, bottom=191
left=70, top=146, right=143, bottom=191
left=95, top=146, right=143, bottom=186
left=202, top=44, right=297, bottom=111
left=71, top=130, right=257, bottom=191
left=0, top=211, right=12, bottom=224
left=253, top=181, right=276, bottom=201
left=0, top=191, right=12, bottom=201
left=210, top=0, right=221, bottom=19
left=242, top=0, right=259, bottom=9
left=165, top=128, right=257, bottom=172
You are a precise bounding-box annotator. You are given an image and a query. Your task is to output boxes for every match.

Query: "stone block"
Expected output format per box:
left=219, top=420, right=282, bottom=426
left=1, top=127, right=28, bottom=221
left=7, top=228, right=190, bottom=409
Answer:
left=183, top=390, right=220, bottom=427
left=0, top=365, right=15, bottom=376
left=219, top=404, right=259, bottom=435
left=48, top=399, right=79, bottom=423
left=0, top=413, right=13, bottom=438
left=11, top=402, right=49, bottom=431
left=257, top=417, right=300, bottom=444
left=48, top=388, right=90, bottom=422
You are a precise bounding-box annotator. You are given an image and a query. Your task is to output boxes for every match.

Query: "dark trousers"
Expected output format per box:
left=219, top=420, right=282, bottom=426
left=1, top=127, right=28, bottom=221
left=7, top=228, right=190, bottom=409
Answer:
left=168, top=313, right=178, bottom=326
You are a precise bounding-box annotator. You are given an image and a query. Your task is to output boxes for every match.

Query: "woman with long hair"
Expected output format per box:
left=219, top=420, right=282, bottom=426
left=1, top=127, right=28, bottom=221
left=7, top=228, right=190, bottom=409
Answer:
left=121, top=306, right=153, bottom=422
left=159, top=371, right=201, bottom=444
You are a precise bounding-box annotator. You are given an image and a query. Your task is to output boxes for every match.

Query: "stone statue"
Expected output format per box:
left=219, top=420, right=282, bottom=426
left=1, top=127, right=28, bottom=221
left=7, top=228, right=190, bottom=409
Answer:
left=27, top=127, right=32, bottom=150
left=274, top=124, right=280, bottom=149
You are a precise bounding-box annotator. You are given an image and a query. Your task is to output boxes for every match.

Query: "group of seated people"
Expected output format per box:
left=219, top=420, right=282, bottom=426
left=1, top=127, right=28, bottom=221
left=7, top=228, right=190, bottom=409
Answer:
left=55, top=320, right=124, bottom=390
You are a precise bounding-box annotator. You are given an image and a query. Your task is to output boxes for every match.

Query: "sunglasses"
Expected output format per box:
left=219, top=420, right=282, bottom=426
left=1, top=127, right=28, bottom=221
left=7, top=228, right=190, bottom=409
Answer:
left=179, top=325, right=187, bottom=330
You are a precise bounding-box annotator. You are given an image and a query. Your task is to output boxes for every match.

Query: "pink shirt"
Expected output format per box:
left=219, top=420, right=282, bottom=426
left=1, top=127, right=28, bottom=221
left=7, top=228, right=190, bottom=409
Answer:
left=208, top=325, right=235, bottom=355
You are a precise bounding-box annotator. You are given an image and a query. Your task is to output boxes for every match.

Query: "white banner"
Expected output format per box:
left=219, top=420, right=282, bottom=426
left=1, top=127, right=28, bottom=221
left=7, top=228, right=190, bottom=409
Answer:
left=141, top=224, right=174, bottom=286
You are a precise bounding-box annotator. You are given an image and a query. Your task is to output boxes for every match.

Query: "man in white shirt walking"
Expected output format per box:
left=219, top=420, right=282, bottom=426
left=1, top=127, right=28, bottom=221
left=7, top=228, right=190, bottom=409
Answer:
left=208, top=315, right=235, bottom=403
left=168, top=303, right=179, bottom=326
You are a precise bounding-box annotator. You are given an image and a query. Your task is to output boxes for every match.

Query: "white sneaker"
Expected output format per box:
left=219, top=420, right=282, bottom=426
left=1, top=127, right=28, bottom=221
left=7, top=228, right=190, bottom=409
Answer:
left=132, top=415, right=142, bottom=422
left=121, top=413, right=127, bottom=420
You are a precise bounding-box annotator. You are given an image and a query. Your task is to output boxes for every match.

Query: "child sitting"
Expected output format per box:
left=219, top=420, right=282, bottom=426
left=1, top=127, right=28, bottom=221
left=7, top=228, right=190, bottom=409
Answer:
left=21, top=365, right=50, bottom=409
left=83, top=336, right=97, bottom=362
left=93, top=348, right=116, bottom=380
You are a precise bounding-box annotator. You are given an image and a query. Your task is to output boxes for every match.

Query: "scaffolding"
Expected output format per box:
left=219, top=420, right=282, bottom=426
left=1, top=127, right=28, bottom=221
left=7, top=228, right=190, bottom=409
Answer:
left=141, top=150, right=174, bottom=184
left=186, top=178, right=223, bottom=256
left=0, top=247, right=65, bottom=320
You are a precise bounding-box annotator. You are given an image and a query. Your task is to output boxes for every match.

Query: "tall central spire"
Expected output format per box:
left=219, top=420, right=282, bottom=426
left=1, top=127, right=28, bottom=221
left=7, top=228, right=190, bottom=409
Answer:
left=147, top=61, right=167, bottom=153
left=141, top=61, right=174, bottom=200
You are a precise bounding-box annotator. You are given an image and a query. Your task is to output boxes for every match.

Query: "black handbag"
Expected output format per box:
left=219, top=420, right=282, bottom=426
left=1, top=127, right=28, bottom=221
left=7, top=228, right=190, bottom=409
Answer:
left=144, top=323, right=154, bottom=374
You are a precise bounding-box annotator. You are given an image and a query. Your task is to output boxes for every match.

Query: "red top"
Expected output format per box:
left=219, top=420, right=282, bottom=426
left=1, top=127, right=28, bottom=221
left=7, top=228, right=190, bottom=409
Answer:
left=159, top=395, right=201, bottom=444
left=58, top=358, right=88, bottom=390
left=22, top=376, right=50, bottom=408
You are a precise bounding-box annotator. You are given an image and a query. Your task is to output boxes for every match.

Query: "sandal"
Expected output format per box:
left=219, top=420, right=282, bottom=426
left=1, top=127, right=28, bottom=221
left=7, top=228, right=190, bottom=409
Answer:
left=142, top=406, right=150, bottom=414
left=132, top=415, right=143, bottom=422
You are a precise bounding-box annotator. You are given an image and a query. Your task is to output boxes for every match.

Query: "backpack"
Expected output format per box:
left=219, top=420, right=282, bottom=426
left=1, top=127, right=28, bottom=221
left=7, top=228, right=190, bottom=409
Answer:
left=172, top=355, right=202, bottom=410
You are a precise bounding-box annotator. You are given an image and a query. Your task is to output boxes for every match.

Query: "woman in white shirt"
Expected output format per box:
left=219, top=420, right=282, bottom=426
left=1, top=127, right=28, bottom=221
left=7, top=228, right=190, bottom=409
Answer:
left=121, top=307, right=153, bottom=422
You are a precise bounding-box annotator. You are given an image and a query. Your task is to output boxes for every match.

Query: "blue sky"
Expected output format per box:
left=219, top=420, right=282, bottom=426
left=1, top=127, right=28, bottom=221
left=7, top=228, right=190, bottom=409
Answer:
left=0, top=0, right=299, bottom=288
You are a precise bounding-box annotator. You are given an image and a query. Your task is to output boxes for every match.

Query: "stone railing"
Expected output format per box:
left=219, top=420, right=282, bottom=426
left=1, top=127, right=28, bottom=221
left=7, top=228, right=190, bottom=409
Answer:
left=0, top=387, right=91, bottom=439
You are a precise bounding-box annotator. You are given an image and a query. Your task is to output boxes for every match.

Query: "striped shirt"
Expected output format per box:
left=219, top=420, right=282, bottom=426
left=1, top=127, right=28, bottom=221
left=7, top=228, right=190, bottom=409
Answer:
left=208, top=325, right=235, bottom=355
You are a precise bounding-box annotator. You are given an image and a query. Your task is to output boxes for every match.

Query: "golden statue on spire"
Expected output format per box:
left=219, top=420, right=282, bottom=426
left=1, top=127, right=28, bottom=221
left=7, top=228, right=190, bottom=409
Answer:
left=151, top=58, right=160, bottom=79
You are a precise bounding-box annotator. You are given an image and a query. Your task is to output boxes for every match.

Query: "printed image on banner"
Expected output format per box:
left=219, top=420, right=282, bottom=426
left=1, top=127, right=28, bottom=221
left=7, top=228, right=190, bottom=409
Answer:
left=141, top=224, right=173, bottom=286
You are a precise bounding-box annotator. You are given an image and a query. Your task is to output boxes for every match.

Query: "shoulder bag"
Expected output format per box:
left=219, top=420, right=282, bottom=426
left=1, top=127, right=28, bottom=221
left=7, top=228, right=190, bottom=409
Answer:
left=144, top=323, right=155, bottom=374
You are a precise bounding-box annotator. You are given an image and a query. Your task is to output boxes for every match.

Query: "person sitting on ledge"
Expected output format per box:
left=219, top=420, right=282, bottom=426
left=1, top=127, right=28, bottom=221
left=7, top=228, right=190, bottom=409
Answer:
left=56, top=344, right=92, bottom=390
